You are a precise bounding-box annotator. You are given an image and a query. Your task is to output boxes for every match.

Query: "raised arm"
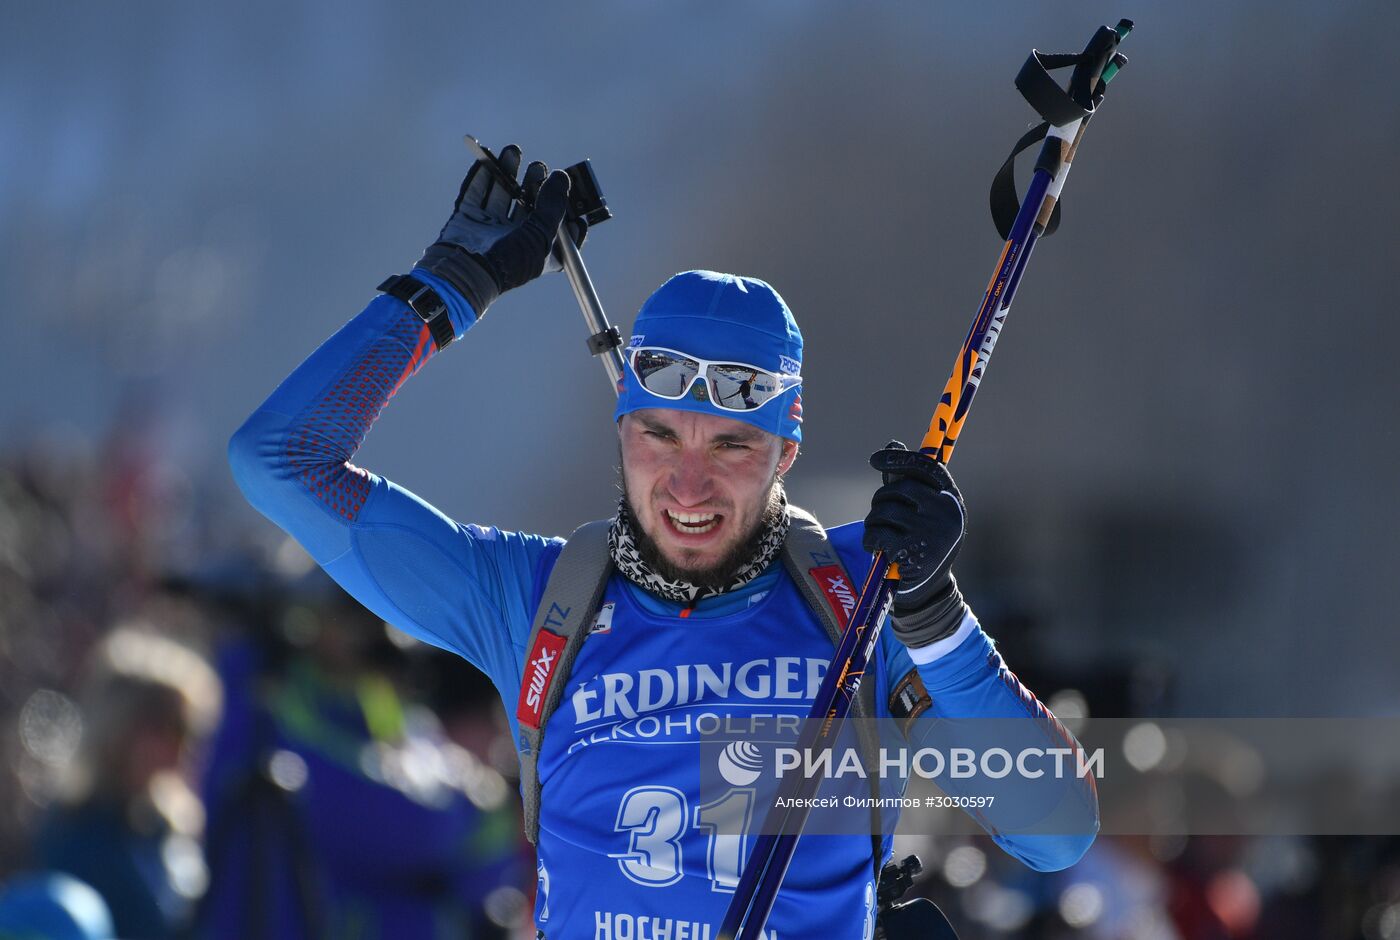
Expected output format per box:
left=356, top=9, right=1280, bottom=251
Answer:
left=229, top=145, right=578, bottom=708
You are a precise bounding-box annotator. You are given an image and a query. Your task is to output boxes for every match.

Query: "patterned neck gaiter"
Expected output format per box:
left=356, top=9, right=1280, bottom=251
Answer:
left=608, top=496, right=789, bottom=605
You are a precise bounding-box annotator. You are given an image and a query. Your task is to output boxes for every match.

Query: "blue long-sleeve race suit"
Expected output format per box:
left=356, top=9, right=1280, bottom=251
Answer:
left=228, top=272, right=1097, bottom=939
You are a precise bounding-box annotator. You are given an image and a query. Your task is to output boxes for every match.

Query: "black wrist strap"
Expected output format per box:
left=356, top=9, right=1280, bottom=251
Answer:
left=377, top=274, right=455, bottom=351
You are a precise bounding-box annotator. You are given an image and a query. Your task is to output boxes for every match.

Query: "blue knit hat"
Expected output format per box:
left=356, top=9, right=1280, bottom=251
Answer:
left=614, top=271, right=804, bottom=442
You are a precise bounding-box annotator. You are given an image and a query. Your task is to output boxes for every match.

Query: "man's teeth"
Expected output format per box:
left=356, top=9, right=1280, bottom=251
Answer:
left=667, top=510, right=718, bottom=534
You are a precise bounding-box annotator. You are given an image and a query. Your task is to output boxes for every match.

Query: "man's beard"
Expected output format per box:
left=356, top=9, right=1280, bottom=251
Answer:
left=620, top=473, right=787, bottom=594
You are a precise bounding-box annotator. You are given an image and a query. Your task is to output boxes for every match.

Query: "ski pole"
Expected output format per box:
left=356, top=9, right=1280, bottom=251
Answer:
left=462, top=135, right=626, bottom=390
left=718, top=19, right=1133, bottom=940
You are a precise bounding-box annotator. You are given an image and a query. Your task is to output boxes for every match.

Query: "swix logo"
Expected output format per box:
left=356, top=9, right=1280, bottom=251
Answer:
left=526, top=647, right=558, bottom=708
left=517, top=629, right=568, bottom=730
left=788, top=392, right=803, bottom=424
left=810, top=565, right=854, bottom=627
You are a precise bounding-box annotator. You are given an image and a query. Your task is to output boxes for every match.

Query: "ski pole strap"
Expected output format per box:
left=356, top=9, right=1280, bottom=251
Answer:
left=1018, top=22, right=1129, bottom=122
left=989, top=123, right=1063, bottom=241
left=989, top=20, right=1131, bottom=240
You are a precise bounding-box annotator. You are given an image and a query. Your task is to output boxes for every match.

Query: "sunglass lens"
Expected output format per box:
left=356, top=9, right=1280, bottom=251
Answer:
left=633, top=349, right=701, bottom=399
left=708, top=364, right=783, bottom=411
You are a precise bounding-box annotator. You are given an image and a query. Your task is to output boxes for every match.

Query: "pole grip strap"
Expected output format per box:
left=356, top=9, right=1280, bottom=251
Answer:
left=990, top=24, right=1129, bottom=241
left=989, top=122, right=1060, bottom=242
left=1016, top=24, right=1124, bottom=124
left=1015, top=51, right=1092, bottom=127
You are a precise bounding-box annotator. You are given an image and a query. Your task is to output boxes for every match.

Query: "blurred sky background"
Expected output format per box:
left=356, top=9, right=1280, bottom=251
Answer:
left=2, top=1, right=1397, bottom=718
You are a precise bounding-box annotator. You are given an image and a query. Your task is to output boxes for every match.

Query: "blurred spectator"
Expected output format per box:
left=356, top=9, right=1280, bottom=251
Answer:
left=32, top=628, right=221, bottom=939
left=197, top=575, right=527, bottom=939
left=0, top=872, right=115, bottom=940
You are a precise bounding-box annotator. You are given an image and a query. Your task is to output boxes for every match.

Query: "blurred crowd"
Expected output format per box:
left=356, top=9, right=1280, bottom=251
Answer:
left=1, top=425, right=1398, bottom=940
left=0, top=425, right=527, bottom=940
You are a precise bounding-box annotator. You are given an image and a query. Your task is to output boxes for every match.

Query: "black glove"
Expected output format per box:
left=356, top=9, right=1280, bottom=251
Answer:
left=414, top=144, right=585, bottom=319
left=862, top=441, right=970, bottom=648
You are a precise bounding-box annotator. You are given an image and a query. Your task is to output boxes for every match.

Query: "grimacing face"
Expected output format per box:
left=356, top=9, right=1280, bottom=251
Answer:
left=618, top=409, right=797, bottom=586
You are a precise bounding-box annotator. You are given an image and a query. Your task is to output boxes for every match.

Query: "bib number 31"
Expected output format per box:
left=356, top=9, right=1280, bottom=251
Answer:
left=611, top=785, right=755, bottom=892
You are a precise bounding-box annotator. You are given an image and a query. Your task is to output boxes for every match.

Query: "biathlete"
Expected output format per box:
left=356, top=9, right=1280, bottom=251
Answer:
left=230, top=144, right=1098, bottom=939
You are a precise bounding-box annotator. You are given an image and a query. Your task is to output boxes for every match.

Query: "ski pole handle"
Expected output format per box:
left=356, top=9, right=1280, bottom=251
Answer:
left=462, top=135, right=625, bottom=392
left=922, top=18, right=1131, bottom=462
